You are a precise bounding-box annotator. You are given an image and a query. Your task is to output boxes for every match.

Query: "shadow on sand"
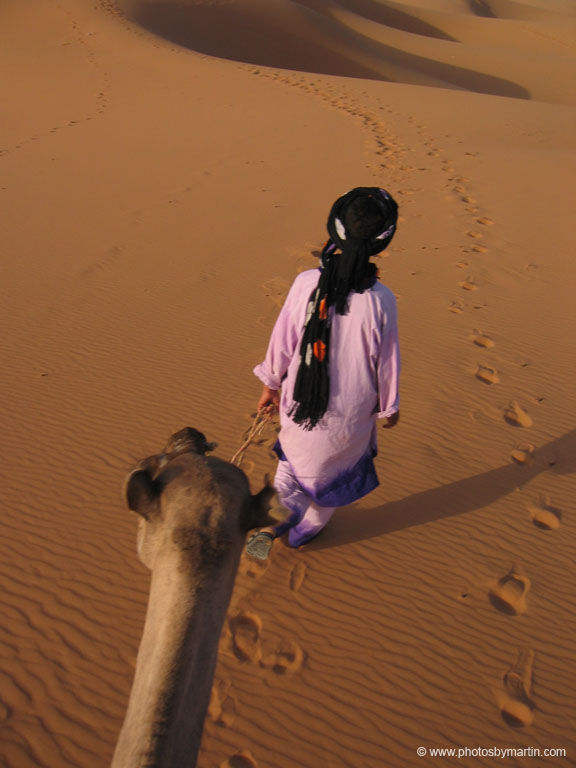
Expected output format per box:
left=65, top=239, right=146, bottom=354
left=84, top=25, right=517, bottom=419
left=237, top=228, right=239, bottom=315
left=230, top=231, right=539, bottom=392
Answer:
left=305, top=428, right=576, bottom=551
left=118, top=0, right=530, bottom=100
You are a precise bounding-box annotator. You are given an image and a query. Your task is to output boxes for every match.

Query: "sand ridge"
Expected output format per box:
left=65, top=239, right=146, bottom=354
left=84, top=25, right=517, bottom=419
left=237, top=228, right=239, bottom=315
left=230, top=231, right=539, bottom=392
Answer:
left=1, top=0, right=575, bottom=765
left=119, top=0, right=576, bottom=103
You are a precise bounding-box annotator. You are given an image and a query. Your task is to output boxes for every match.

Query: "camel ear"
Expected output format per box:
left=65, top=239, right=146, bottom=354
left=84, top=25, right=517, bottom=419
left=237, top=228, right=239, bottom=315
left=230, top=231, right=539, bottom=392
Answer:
left=242, top=476, right=278, bottom=532
left=124, top=468, right=161, bottom=521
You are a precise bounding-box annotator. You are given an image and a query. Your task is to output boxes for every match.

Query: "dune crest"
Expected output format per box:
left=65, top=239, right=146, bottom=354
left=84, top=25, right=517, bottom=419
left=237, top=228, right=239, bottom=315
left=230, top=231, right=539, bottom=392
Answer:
left=119, top=0, right=576, bottom=102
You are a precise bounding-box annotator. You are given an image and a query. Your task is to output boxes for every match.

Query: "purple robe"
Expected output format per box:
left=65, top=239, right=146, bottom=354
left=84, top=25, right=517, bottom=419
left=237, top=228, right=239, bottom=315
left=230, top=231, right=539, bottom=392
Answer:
left=254, top=268, right=400, bottom=524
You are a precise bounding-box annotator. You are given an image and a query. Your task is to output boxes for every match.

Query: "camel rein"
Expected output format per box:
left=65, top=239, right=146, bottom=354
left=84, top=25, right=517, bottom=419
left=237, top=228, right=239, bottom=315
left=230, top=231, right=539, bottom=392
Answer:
left=230, top=407, right=275, bottom=468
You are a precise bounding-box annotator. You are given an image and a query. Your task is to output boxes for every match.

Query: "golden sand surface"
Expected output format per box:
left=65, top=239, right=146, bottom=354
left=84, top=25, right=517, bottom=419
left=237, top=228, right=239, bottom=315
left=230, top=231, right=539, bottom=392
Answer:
left=1, top=0, right=575, bottom=765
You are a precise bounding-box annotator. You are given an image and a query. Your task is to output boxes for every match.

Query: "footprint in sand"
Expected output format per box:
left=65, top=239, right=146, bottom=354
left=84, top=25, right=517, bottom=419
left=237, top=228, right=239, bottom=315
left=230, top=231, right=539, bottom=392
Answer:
left=462, top=195, right=477, bottom=204
left=510, top=443, right=534, bottom=464
left=260, top=637, right=304, bottom=674
left=449, top=298, right=465, bottom=314
left=295, top=250, right=321, bottom=273
left=476, top=217, right=493, bottom=226
left=261, top=278, right=290, bottom=308
left=500, top=647, right=536, bottom=727
left=459, top=279, right=479, bottom=292
left=467, top=231, right=484, bottom=239
left=471, top=332, right=495, bottom=348
left=475, top=365, right=499, bottom=385
left=238, top=554, right=269, bottom=580
left=229, top=612, right=262, bottom=663
left=504, top=401, right=533, bottom=428
left=489, top=565, right=530, bottom=615
left=471, top=244, right=489, bottom=253
left=289, top=562, right=307, bottom=592
left=220, top=750, right=258, bottom=768
left=208, top=679, right=237, bottom=728
left=530, top=497, right=562, bottom=530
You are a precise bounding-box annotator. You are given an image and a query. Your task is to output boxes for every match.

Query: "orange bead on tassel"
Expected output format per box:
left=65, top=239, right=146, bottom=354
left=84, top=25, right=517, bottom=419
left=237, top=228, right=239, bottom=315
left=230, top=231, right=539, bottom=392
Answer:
left=313, top=340, right=326, bottom=362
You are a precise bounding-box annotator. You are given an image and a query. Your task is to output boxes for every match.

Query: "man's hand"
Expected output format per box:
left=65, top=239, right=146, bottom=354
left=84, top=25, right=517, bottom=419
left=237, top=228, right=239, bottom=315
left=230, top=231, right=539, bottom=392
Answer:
left=382, top=411, right=399, bottom=429
left=257, top=385, right=280, bottom=414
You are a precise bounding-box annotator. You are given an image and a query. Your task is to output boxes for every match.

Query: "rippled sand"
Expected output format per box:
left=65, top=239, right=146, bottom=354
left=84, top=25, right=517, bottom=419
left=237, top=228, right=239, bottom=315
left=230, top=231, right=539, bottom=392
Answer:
left=1, top=0, right=575, bottom=765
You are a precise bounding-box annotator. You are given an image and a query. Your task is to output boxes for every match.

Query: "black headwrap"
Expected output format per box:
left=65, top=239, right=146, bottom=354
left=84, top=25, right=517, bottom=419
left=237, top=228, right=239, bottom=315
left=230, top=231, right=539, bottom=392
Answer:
left=289, top=187, right=398, bottom=431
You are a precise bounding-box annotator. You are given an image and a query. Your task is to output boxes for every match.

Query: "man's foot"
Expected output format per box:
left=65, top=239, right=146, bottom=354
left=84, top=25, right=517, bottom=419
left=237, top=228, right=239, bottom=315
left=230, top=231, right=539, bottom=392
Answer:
left=289, top=526, right=326, bottom=548
left=245, top=531, right=276, bottom=561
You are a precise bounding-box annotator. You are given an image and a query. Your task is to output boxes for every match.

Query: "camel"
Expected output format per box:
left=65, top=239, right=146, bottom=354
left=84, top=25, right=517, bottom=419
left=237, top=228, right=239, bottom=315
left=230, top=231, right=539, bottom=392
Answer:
left=112, top=427, right=276, bottom=768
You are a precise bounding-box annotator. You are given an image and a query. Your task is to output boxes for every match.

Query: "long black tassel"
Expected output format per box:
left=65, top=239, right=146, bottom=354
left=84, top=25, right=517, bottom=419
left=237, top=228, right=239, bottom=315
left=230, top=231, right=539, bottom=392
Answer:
left=289, top=241, right=374, bottom=430
left=289, top=248, right=334, bottom=430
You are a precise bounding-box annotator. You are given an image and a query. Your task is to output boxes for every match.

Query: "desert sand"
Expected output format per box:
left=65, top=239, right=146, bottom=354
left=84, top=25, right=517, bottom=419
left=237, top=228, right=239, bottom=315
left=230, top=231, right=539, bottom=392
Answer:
left=1, top=0, right=575, bottom=766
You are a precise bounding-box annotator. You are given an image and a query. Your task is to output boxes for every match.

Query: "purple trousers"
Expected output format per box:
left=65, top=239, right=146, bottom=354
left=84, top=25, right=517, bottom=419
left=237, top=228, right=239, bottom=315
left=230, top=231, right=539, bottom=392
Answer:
left=272, top=460, right=336, bottom=547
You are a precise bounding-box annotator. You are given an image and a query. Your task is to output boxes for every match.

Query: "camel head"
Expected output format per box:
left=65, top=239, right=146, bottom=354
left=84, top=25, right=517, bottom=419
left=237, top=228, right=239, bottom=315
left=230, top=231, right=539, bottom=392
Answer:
left=163, top=427, right=218, bottom=457
left=123, top=428, right=276, bottom=571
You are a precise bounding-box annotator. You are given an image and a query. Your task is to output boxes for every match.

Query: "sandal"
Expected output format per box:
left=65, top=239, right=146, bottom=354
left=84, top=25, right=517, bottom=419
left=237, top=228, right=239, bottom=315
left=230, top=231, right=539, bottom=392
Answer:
left=245, top=531, right=276, bottom=561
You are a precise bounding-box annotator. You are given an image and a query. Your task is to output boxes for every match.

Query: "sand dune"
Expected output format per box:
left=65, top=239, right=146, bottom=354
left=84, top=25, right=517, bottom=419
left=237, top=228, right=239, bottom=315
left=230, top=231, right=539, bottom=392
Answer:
left=1, top=0, right=575, bottom=766
left=121, top=0, right=576, bottom=102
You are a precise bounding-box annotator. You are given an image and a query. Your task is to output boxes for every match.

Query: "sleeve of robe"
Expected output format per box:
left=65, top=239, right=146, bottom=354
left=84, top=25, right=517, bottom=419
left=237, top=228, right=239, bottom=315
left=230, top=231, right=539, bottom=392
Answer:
left=374, top=292, right=400, bottom=419
left=253, top=274, right=307, bottom=390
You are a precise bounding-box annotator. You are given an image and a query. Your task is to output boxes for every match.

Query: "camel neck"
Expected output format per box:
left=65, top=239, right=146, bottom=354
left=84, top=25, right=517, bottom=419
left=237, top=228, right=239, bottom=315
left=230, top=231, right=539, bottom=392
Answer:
left=112, top=548, right=240, bottom=768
